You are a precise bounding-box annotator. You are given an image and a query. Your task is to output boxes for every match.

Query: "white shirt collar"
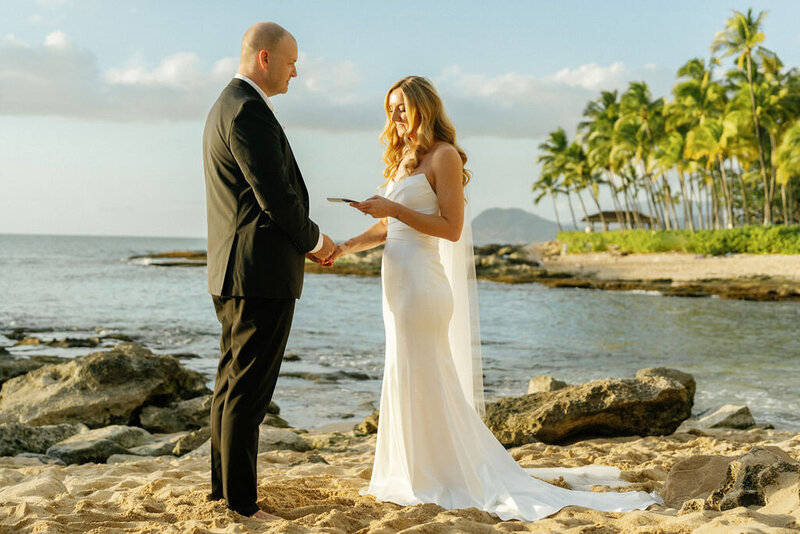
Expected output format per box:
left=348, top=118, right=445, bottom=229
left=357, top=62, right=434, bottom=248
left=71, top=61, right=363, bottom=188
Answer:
left=234, top=73, right=275, bottom=113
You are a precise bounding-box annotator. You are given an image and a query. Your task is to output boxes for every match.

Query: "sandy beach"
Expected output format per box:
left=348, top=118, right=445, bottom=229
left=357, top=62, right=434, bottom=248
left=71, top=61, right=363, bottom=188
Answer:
left=1, top=425, right=798, bottom=533
left=538, top=251, right=800, bottom=283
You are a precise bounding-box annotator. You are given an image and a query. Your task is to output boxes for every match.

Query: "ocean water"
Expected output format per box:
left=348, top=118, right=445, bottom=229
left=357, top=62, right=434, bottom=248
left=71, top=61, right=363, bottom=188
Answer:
left=1, top=234, right=799, bottom=431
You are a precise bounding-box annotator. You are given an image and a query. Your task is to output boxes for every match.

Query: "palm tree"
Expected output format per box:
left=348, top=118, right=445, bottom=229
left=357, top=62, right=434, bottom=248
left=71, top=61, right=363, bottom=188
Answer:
left=775, top=119, right=800, bottom=224
left=531, top=172, right=565, bottom=232
left=686, top=118, right=735, bottom=227
left=711, top=8, right=773, bottom=224
left=537, top=128, right=577, bottom=229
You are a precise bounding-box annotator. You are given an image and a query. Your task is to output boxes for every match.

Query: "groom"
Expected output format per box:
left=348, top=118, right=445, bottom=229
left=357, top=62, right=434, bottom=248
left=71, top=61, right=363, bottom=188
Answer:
left=203, top=22, right=335, bottom=519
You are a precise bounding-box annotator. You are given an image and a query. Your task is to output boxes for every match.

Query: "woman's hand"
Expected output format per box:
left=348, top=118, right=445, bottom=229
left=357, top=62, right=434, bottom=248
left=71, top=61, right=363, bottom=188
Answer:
left=351, top=196, right=400, bottom=219
left=321, top=243, right=348, bottom=266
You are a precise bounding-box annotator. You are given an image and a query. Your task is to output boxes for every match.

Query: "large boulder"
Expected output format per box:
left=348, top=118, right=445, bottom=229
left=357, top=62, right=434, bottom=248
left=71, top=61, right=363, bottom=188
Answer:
left=484, top=374, right=692, bottom=445
left=139, top=394, right=211, bottom=433
left=0, top=422, right=88, bottom=456
left=697, top=405, right=756, bottom=430
left=46, top=438, right=129, bottom=464
left=44, top=425, right=154, bottom=464
left=0, top=343, right=210, bottom=427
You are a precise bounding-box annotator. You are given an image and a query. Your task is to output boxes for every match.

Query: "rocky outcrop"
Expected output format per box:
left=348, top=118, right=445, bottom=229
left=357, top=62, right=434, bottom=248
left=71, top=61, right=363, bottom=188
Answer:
left=354, top=410, right=379, bottom=435
left=0, top=355, right=69, bottom=386
left=527, top=375, right=568, bottom=394
left=187, top=426, right=312, bottom=458
left=139, top=395, right=211, bottom=433
left=44, top=425, right=154, bottom=464
left=172, top=427, right=211, bottom=456
left=705, top=446, right=800, bottom=511
left=484, top=373, right=692, bottom=445
left=698, top=405, right=756, bottom=430
left=0, top=343, right=210, bottom=427
left=0, top=422, right=87, bottom=456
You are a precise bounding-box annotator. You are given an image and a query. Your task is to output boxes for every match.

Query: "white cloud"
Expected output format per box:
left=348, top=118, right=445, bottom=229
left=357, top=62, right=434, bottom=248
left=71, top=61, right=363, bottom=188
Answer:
left=44, top=30, right=72, bottom=50
left=0, top=31, right=675, bottom=138
left=106, top=53, right=207, bottom=88
left=547, top=61, right=626, bottom=91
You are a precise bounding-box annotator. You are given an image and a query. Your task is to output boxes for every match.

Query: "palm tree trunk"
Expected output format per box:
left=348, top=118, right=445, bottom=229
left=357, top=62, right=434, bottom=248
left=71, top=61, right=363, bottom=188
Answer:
left=745, top=53, right=772, bottom=225
left=709, top=175, right=720, bottom=229
left=589, top=187, right=607, bottom=232
left=781, top=183, right=788, bottom=225
left=677, top=169, right=695, bottom=231
left=550, top=193, right=564, bottom=233
left=735, top=159, right=751, bottom=226
left=566, top=192, right=578, bottom=231
left=717, top=156, right=735, bottom=229
left=575, top=190, right=590, bottom=230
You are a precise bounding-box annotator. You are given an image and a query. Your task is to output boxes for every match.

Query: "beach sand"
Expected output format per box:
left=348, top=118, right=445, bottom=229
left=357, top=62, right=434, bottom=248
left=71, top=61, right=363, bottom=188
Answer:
left=538, top=251, right=800, bottom=282
left=2, top=427, right=798, bottom=533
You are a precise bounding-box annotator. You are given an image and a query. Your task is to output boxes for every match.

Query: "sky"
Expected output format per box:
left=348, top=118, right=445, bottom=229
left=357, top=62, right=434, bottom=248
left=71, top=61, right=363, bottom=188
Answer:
left=2, top=0, right=800, bottom=239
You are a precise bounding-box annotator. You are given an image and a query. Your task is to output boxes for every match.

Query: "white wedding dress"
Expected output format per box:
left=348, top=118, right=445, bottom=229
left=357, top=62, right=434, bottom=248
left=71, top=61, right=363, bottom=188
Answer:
left=365, top=173, right=660, bottom=521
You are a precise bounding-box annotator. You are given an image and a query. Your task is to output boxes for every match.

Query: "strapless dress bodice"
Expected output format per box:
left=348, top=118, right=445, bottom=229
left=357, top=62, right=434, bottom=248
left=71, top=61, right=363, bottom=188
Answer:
left=384, top=174, right=438, bottom=243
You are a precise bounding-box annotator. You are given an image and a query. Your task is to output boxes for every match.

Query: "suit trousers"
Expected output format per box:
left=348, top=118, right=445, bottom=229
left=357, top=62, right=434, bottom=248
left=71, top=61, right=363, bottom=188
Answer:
left=210, top=295, right=295, bottom=516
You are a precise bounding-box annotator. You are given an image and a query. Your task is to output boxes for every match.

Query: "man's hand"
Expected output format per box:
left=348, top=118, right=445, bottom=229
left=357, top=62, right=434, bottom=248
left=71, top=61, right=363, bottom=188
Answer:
left=317, top=233, right=336, bottom=259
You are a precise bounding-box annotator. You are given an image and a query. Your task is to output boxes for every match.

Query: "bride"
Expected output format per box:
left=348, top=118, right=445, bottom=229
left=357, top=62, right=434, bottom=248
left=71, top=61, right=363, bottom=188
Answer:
left=327, top=76, right=660, bottom=521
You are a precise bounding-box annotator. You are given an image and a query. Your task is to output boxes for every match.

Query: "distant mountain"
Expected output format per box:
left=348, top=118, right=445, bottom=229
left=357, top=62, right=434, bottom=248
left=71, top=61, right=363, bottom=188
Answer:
left=472, top=208, right=561, bottom=245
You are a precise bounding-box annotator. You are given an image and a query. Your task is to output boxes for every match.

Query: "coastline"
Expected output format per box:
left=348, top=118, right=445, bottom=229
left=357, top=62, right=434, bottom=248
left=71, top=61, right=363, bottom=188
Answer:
left=136, top=245, right=800, bottom=301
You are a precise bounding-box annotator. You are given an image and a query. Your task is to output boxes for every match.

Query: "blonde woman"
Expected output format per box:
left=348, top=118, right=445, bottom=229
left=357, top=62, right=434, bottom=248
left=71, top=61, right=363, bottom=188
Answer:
left=329, top=76, right=659, bottom=521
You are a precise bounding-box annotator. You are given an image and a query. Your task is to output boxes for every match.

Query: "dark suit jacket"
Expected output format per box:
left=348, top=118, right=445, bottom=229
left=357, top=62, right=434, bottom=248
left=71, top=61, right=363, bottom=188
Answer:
left=203, top=78, right=320, bottom=299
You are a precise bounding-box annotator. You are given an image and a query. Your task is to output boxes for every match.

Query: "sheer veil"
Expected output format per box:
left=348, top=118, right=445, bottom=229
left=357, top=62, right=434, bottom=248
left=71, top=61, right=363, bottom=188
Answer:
left=439, top=190, right=485, bottom=416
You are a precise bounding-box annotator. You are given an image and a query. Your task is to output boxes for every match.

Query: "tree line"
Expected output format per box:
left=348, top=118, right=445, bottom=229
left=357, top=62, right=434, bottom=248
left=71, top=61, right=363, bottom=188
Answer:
left=533, top=8, right=800, bottom=232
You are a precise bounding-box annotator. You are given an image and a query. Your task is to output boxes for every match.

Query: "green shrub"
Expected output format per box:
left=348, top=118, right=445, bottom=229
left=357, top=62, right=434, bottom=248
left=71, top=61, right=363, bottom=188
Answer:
left=557, top=226, right=800, bottom=255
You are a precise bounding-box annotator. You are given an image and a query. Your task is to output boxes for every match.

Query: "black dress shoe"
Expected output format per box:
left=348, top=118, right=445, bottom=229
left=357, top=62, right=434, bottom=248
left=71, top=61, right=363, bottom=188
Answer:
left=206, top=492, right=224, bottom=502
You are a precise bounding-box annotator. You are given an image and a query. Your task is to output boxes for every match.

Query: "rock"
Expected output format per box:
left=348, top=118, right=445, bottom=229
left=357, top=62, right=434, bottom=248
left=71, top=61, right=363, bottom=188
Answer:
left=697, top=405, right=756, bottom=430
left=172, top=427, right=211, bottom=456
left=0, top=358, right=46, bottom=386
left=185, top=438, right=211, bottom=458
left=0, top=422, right=88, bottom=456
left=13, top=336, right=41, bottom=346
left=13, top=453, right=66, bottom=466
left=267, top=401, right=280, bottom=415
left=139, top=395, right=211, bottom=433
left=283, top=353, right=301, bottom=362
left=484, top=375, right=691, bottom=446
left=107, top=454, right=164, bottom=464
left=355, top=410, right=379, bottom=434
left=0, top=346, right=9, bottom=356
left=262, top=413, right=290, bottom=428
left=705, top=446, right=800, bottom=511
left=46, top=337, right=100, bottom=348
left=257, top=427, right=312, bottom=452
left=310, top=432, right=363, bottom=452
left=185, top=427, right=312, bottom=458
left=281, top=370, right=371, bottom=383
left=0, top=356, right=71, bottom=386
left=128, top=433, right=184, bottom=456
left=663, top=455, right=736, bottom=509
left=0, top=343, right=210, bottom=427
left=635, top=367, right=696, bottom=405
left=527, top=375, right=568, bottom=394
left=58, top=425, right=154, bottom=449
left=46, top=438, right=129, bottom=464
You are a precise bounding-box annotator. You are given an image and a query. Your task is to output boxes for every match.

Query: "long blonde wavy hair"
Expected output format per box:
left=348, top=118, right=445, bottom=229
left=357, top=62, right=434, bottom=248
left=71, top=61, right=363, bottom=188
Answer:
left=380, top=76, right=471, bottom=187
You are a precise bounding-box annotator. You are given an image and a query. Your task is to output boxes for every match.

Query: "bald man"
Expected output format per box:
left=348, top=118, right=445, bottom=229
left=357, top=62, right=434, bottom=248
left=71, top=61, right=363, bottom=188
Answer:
left=203, top=22, right=335, bottom=519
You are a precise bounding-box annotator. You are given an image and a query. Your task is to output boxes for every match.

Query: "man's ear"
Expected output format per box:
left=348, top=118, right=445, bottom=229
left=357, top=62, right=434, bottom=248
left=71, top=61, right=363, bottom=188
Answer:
left=258, top=49, right=269, bottom=69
